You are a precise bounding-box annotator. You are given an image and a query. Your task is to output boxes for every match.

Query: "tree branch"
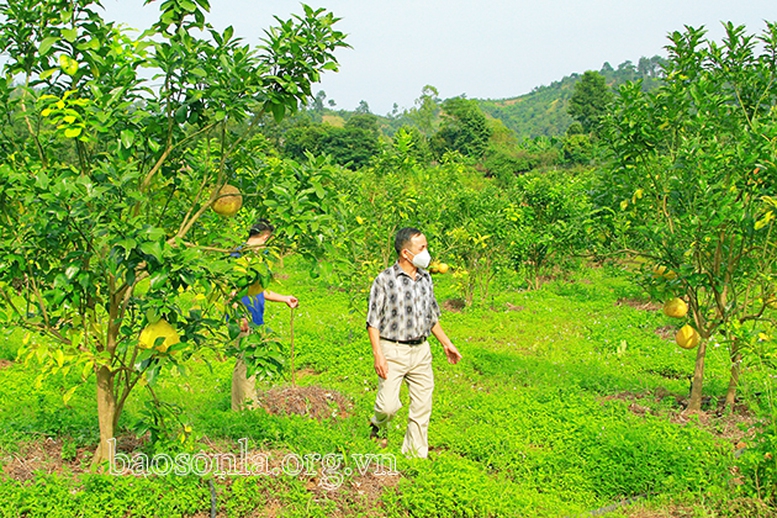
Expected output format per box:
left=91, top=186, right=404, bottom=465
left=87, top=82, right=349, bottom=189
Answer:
left=140, top=122, right=218, bottom=192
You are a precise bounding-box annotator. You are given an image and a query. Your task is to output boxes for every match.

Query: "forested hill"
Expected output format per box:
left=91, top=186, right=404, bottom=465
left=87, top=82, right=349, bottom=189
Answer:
left=478, top=56, right=665, bottom=138
left=292, top=55, right=667, bottom=153
left=478, top=74, right=578, bottom=138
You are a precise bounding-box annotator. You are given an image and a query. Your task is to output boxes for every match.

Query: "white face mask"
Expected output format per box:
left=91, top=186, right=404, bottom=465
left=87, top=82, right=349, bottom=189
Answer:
left=407, top=248, right=431, bottom=269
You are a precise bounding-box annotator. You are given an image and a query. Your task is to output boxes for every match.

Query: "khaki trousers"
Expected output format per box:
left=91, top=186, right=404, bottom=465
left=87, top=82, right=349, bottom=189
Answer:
left=371, top=338, right=434, bottom=458
left=231, top=356, right=256, bottom=411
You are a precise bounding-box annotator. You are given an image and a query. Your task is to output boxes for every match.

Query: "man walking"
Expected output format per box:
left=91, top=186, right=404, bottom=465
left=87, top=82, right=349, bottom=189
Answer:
left=366, top=227, right=462, bottom=458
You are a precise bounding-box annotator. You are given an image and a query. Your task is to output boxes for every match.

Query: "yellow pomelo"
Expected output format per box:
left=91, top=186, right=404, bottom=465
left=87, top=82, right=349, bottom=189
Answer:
left=139, top=319, right=180, bottom=353
left=428, top=261, right=440, bottom=274
left=212, top=184, right=242, bottom=217
left=652, top=265, right=667, bottom=278
left=437, top=262, right=450, bottom=274
left=676, top=324, right=700, bottom=350
left=663, top=297, right=688, bottom=318
left=652, top=265, right=677, bottom=280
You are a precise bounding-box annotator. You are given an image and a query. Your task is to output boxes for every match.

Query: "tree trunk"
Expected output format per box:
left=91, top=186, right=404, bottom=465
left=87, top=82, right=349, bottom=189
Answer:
left=687, top=339, right=707, bottom=413
left=725, top=339, right=741, bottom=410
left=92, top=364, right=117, bottom=467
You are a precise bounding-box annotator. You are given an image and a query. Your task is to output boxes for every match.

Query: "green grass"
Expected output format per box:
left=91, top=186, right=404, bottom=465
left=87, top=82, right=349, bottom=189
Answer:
left=0, top=257, right=768, bottom=517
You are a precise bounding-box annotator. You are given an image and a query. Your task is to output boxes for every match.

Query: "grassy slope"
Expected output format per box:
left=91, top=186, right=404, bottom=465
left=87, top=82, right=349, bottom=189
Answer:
left=0, top=258, right=748, bottom=517
left=479, top=76, right=578, bottom=139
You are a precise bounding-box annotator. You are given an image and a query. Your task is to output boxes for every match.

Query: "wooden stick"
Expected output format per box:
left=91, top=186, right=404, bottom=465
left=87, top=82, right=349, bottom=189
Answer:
left=290, top=307, right=296, bottom=387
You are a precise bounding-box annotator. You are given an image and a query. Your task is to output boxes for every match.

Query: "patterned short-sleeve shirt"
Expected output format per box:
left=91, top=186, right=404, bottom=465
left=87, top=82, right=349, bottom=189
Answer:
left=366, top=262, right=441, bottom=341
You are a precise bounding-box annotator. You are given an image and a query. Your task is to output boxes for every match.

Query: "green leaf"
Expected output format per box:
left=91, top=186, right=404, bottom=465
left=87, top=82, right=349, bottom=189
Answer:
left=54, top=349, right=65, bottom=368
left=180, top=0, right=197, bottom=12
left=269, top=102, right=285, bottom=123
left=120, top=129, right=135, bottom=149
left=175, top=105, right=187, bottom=123
left=116, top=238, right=137, bottom=258
left=227, top=321, right=241, bottom=341
left=134, top=350, right=155, bottom=371
left=39, top=68, right=57, bottom=80
left=78, top=38, right=101, bottom=51
left=149, top=271, right=169, bottom=290
left=81, top=361, right=94, bottom=380
left=39, top=36, right=59, bottom=55
left=146, top=364, right=160, bottom=386
left=139, top=242, right=163, bottom=262
left=59, top=54, right=79, bottom=76
left=62, top=386, right=77, bottom=405
left=61, top=28, right=78, bottom=43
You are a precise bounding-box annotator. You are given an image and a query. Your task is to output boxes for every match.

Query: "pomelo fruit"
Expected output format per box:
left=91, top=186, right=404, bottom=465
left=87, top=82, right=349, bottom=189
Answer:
left=663, top=297, right=688, bottom=318
left=437, top=262, right=450, bottom=274
left=652, top=265, right=667, bottom=278
left=676, top=324, right=700, bottom=350
left=652, top=265, right=677, bottom=280
left=139, top=318, right=180, bottom=353
left=212, top=184, right=242, bottom=217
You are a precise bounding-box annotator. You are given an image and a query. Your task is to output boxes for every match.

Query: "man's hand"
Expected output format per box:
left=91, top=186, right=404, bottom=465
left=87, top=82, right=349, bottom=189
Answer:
left=285, top=295, right=299, bottom=309
left=374, top=353, right=388, bottom=379
left=443, top=343, right=462, bottom=364
left=239, top=317, right=250, bottom=334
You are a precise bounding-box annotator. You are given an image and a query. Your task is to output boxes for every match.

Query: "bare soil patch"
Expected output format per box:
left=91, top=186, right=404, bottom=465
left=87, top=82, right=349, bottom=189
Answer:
left=645, top=366, right=687, bottom=380
left=442, top=298, right=466, bottom=312
left=293, top=367, right=321, bottom=380
left=624, top=498, right=775, bottom=517
left=3, top=436, right=400, bottom=517
left=624, top=503, right=697, bottom=517
left=1, top=437, right=91, bottom=481
left=615, top=297, right=661, bottom=311
left=653, top=325, right=675, bottom=340
left=599, top=390, right=760, bottom=446
left=255, top=385, right=352, bottom=420
left=172, top=443, right=399, bottom=517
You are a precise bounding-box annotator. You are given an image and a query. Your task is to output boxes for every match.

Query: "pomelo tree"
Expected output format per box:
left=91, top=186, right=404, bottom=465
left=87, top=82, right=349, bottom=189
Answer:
left=0, top=0, right=347, bottom=464
left=600, top=23, right=777, bottom=412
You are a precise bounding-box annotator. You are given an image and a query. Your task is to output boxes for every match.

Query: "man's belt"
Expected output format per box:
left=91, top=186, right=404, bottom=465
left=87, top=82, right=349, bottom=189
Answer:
left=380, top=336, right=426, bottom=345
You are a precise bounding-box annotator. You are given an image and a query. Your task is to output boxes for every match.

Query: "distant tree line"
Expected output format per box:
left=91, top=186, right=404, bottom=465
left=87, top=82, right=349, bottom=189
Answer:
left=251, top=55, right=664, bottom=176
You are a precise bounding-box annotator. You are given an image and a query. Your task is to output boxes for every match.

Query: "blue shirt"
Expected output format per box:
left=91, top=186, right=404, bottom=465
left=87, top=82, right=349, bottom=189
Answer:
left=241, top=292, right=266, bottom=326
left=231, top=246, right=267, bottom=327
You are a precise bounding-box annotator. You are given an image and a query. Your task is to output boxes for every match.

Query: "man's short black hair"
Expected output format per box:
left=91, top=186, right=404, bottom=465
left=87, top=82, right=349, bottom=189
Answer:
left=248, top=219, right=274, bottom=238
left=395, top=227, right=422, bottom=255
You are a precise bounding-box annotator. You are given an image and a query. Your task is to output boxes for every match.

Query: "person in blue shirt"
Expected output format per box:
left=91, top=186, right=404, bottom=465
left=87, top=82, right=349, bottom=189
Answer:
left=231, top=219, right=299, bottom=411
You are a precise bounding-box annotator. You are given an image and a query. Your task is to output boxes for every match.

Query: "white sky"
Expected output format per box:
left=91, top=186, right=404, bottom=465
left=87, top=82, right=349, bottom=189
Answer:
left=100, top=0, right=777, bottom=115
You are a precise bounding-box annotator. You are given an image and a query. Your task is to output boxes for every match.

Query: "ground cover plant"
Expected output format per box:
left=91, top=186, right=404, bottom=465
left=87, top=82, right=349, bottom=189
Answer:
left=0, top=257, right=772, bottom=516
